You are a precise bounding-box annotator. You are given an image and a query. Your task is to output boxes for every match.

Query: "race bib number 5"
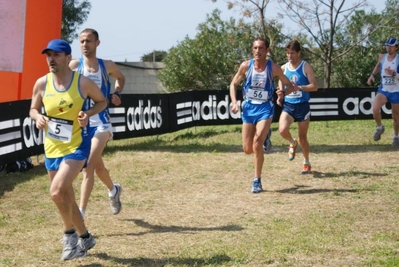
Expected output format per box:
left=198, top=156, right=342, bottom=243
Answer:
left=47, top=117, right=73, bottom=143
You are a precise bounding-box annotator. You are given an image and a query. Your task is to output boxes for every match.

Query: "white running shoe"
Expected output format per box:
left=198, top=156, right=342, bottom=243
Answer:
left=61, top=232, right=81, bottom=261
left=373, top=126, right=385, bottom=141
left=78, top=232, right=96, bottom=254
left=109, top=184, right=122, bottom=215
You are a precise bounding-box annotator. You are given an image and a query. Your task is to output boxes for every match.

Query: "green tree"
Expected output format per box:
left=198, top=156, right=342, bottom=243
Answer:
left=276, top=0, right=399, bottom=88
left=212, top=0, right=286, bottom=63
left=329, top=0, right=399, bottom=88
left=332, top=10, right=381, bottom=87
left=62, top=0, right=91, bottom=43
left=140, top=51, right=167, bottom=62
left=159, top=9, right=254, bottom=92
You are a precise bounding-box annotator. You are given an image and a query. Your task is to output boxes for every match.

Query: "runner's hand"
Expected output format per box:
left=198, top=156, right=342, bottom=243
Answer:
left=111, top=92, right=122, bottom=106
left=231, top=102, right=239, bottom=114
left=78, top=111, right=88, bottom=127
left=35, top=114, right=49, bottom=130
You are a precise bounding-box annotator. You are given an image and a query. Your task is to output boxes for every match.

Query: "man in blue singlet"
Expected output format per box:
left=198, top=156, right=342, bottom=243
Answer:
left=69, top=28, right=125, bottom=219
left=230, top=38, right=295, bottom=193
left=367, top=37, right=399, bottom=147
left=30, top=39, right=107, bottom=260
left=276, top=40, right=318, bottom=175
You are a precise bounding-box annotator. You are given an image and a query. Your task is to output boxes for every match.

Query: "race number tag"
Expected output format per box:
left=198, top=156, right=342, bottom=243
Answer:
left=382, top=75, right=395, bottom=85
left=247, top=87, right=268, bottom=102
left=286, top=90, right=303, bottom=98
left=47, top=117, right=73, bottom=143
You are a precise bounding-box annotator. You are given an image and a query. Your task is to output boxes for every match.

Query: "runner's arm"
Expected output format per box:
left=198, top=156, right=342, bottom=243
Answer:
left=229, top=61, right=248, bottom=114
left=301, top=62, right=318, bottom=92
left=367, top=54, right=383, bottom=85
left=273, top=63, right=294, bottom=95
left=29, top=76, right=48, bottom=130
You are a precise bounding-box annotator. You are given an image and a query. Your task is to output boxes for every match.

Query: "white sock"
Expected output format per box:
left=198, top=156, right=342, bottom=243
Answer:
left=109, top=185, right=117, bottom=197
left=377, top=125, right=383, bottom=130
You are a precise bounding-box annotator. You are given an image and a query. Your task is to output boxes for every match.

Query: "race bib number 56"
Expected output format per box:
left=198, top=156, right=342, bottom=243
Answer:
left=47, top=117, right=73, bottom=143
left=247, top=88, right=268, bottom=102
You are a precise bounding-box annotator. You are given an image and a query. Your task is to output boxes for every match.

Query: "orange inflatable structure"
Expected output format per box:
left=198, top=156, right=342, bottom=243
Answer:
left=0, top=0, right=62, bottom=103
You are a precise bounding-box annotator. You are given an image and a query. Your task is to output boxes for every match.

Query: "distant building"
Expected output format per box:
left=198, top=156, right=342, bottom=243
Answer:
left=114, top=62, right=167, bottom=94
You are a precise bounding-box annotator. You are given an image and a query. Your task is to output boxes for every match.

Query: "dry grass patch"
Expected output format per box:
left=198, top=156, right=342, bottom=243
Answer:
left=1, top=120, right=399, bottom=266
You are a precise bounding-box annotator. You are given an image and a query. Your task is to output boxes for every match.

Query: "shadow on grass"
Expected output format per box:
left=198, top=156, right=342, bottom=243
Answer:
left=274, top=170, right=387, bottom=194
left=310, top=144, right=398, bottom=154
left=0, top=163, right=47, bottom=197
left=85, top=253, right=232, bottom=267
left=103, top=123, right=398, bottom=154
left=105, top=136, right=397, bottom=155
left=172, top=128, right=235, bottom=141
left=105, top=138, right=244, bottom=154
left=275, top=184, right=359, bottom=194
left=113, top=219, right=244, bottom=237
left=311, top=170, right=387, bottom=179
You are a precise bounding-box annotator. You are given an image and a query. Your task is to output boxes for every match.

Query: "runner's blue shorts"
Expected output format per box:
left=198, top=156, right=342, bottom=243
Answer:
left=377, top=89, right=399, bottom=104
left=282, top=101, right=311, bottom=122
left=45, top=146, right=90, bottom=171
left=241, top=100, right=275, bottom=125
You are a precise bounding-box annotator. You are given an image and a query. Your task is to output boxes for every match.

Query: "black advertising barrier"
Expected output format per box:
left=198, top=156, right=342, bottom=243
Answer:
left=168, top=90, right=242, bottom=131
left=306, top=88, right=391, bottom=121
left=0, top=87, right=391, bottom=166
left=0, top=99, right=44, bottom=166
left=109, top=94, right=170, bottom=140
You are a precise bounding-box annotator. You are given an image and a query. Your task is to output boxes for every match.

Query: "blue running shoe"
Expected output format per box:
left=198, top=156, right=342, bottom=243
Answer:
left=251, top=178, right=262, bottom=193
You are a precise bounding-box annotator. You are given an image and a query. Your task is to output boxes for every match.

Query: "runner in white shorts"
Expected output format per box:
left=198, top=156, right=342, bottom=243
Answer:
left=368, top=37, right=399, bottom=147
left=69, top=28, right=125, bottom=218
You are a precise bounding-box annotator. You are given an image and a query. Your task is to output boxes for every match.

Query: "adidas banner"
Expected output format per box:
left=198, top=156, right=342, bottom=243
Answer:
left=0, top=88, right=389, bottom=165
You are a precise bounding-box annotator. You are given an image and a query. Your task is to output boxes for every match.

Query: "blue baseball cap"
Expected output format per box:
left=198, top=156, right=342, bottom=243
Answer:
left=41, top=39, right=71, bottom=54
left=385, top=37, right=398, bottom=46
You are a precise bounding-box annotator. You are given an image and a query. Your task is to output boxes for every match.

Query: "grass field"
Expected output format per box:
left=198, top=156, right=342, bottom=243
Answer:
left=1, top=119, right=399, bottom=267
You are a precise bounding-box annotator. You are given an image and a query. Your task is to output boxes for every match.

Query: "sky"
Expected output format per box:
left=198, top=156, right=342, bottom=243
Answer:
left=70, top=0, right=381, bottom=63
left=70, top=0, right=237, bottom=62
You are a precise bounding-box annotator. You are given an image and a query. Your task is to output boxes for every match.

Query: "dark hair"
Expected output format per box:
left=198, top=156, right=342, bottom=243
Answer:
left=285, top=40, right=301, bottom=52
left=80, top=28, right=99, bottom=40
left=254, top=37, right=270, bottom=48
